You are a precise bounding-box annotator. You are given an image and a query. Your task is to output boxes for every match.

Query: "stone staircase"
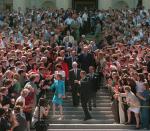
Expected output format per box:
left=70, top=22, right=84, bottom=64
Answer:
left=48, top=87, right=135, bottom=131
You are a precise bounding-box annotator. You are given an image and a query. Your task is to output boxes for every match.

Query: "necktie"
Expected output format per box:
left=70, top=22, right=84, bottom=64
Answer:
left=91, top=73, right=93, bottom=78
left=74, top=69, right=77, bottom=77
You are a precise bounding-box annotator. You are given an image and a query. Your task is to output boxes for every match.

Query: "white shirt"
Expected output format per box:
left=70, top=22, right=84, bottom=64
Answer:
left=65, top=18, right=73, bottom=25
left=55, top=70, right=66, bottom=78
left=136, top=81, right=144, bottom=93
left=16, top=96, right=25, bottom=106
left=63, top=35, right=75, bottom=46
left=73, top=68, right=77, bottom=76
left=82, top=13, right=88, bottom=22
left=77, top=16, right=83, bottom=27
left=0, top=39, right=5, bottom=48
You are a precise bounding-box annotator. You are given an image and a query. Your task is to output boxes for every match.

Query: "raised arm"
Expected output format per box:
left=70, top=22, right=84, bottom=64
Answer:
left=49, top=82, right=55, bottom=90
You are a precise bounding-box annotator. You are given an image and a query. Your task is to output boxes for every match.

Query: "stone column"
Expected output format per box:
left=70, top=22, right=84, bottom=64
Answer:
left=33, top=0, right=44, bottom=8
left=98, top=0, right=112, bottom=9
left=0, top=0, right=4, bottom=11
left=143, top=0, right=150, bottom=9
left=56, top=0, right=72, bottom=9
left=13, top=0, right=27, bottom=12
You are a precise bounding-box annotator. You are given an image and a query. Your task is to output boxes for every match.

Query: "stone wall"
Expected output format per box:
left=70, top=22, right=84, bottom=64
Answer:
left=12, top=0, right=150, bottom=12
left=143, top=0, right=150, bottom=9
left=98, top=0, right=138, bottom=9
left=0, top=0, right=4, bottom=11
left=56, top=0, right=72, bottom=9
left=13, top=0, right=28, bottom=12
left=98, top=0, right=112, bottom=9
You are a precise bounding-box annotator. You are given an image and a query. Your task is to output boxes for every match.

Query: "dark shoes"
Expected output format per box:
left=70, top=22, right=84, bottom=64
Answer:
left=93, top=105, right=96, bottom=108
left=89, top=107, right=92, bottom=111
left=84, top=117, right=92, bottom=121
left=73, top=104, right=79, bottom=107
left=135, top=127, right=140, bottom=130
left=125, top=122, right=140, bottom=130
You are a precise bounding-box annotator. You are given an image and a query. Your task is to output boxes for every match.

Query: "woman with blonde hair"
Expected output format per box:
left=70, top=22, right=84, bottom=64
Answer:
left=49, top=73, right=65, bottom=120
left=15, top=88, right=29, bottom=107
left=120, top=86, right=140, bottom=129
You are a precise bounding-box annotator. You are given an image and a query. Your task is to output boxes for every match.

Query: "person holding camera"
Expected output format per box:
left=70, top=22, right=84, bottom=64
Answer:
left=120, top=86, right=140, bottom=129
left=32, top=98, right=50, bottom=131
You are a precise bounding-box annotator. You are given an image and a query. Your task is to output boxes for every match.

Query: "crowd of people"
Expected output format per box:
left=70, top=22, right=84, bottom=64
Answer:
left=0, top=6, right=149, bottom=131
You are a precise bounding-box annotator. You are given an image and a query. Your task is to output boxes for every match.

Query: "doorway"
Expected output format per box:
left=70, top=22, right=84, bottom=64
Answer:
left=72, top=0, right=98, bottom=11
left=137, top=0, right=143, bottom=9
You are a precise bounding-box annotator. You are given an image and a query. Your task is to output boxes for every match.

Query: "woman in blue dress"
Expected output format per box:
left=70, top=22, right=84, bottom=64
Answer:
left=49, top=73, right=65, bottom=120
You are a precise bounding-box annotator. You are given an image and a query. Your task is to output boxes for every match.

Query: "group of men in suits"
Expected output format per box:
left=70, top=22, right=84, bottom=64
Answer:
left=68, top=62, right=99, bottom=121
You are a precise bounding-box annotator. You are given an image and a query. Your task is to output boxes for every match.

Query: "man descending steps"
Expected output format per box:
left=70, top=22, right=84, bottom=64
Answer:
left=74, top=70, right=92, bottom=121
left=48, top=87, right=135, bottom=130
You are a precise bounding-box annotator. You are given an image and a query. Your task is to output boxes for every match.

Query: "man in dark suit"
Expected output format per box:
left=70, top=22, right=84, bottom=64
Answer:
left=65, top=50, right=78, bottom=70
left=78, top=46, right=95, bottom=73
left=87, top=66, right=99, bottom=110
left=68, top=62, right=81, bottom=107
left=75, top=71, right=92, bottom=121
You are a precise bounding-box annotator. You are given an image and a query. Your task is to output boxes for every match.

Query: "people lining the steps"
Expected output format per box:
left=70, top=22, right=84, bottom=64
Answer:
left=0, top=6, right=149, bottom=130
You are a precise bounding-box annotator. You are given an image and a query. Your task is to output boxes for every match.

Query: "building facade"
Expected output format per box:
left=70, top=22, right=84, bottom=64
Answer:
left=0, top=0, right=150, bottom=12
left=0, top=0, right=13, bottom=11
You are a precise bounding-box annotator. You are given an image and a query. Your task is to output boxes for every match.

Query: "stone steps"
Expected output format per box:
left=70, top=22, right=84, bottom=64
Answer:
left=49, top=119, right=115, bottom=124
left=61, top=107, right=112, bottom=111
left=62, top=99, right=111, bottom=103
left=48, top=129, right=135, bottom=131
left=49, top=115, right=114, bottom=120
left=48, top=87, right=134, bottom=130
left=49, top=95, right=111, bottom=100
left=49, top=110, right=113, bottom=115
left=62, top=103, right=111, bottom=107
left=49, top=124, right=135, bottom=129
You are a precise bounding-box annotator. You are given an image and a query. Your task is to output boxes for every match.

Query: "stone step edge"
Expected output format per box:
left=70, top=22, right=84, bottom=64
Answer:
left=48, top=129, right=134, bottom=131
left=49, top=124, right=135, bottom=129
left=50, top=119, right=115, bottom=122
left=49, top=124, right=130, bottom=126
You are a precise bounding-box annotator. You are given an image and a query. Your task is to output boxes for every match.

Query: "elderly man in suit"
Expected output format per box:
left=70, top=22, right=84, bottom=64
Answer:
left=75, top=71, right=92, bottom=121
left=69, top=62, right=81, bottom=107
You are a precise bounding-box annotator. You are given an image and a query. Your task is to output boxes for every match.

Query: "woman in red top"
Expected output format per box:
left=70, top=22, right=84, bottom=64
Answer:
left=28, top=63, right=39, bottom=74
left=23, top=85, right=35, bottom=131
left=56, top=57, right=69, bottom=80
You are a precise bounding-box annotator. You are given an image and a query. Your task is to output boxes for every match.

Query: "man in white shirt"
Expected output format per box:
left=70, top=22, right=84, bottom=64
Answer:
left=0, top=36, right=6, bottom=49
left=82, top=12, right=89, bottom=34
left=63, top=31, right=75, bottom=48
left=65, top=16, right=73, bottom=26
left=82, top=12, right=88, bottom=22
